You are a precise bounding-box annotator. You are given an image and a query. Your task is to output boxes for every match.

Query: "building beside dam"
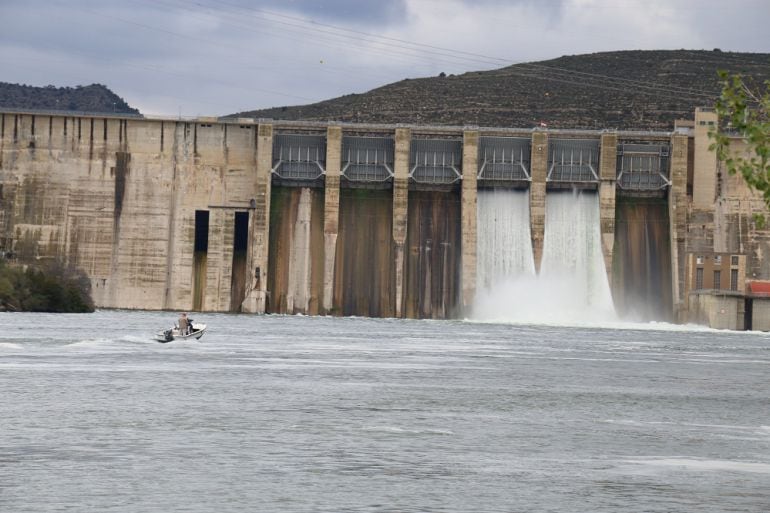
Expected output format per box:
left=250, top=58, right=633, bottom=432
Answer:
left=0, top=107, right=767, bottom=328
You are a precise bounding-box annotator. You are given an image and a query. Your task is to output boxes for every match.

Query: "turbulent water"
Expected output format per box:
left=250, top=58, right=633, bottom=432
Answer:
left=475, top=190, right=615, bottom=323
left=539, top=191, right=615, bottom=321
left=1, top=311, right=769, bottom=513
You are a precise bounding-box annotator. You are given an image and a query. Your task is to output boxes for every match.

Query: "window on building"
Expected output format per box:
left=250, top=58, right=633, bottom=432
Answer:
left=696, top=255, right=704, bottom=265
left=731, top=255, right=739, bottom=266
left=714, top=255, right=722, bottom=265
left=730, top=269, right=739, bottom=291
left=714, top=270, right=721, bottom=290
left=696, top=268, right=704, bottom=289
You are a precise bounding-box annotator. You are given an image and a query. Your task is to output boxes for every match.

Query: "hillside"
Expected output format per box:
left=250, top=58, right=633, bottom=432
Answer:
left=0, top=82, right=139, bottom=115
left=232, top=50, right=770, bottom=130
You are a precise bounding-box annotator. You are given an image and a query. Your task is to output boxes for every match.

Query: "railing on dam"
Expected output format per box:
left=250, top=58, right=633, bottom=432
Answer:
left=341, top=136, right=394, bottom=183
left=547, top=138, right=600, bottom=187
left=616, top=142, right=671, bottom=192
left=478, top=136, right=531, bottom=186
left=272, top=134, right=327, bottom=181
left=409, top=139, right=462, bottom=185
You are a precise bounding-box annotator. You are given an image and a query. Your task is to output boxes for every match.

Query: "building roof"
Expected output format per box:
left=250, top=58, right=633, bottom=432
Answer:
left=747, top=281, right=770, bottom=296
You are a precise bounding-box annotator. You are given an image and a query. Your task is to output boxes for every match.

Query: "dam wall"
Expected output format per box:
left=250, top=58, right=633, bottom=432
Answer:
left=0, top=108, right=720, bottom=321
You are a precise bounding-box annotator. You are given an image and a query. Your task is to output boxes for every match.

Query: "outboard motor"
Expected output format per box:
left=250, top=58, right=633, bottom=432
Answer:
left=164, top=329, right=173, bottom=342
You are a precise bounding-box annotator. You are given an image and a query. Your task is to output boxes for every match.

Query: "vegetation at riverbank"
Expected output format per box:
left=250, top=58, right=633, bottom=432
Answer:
left=0, top=260, right=94, bottom=313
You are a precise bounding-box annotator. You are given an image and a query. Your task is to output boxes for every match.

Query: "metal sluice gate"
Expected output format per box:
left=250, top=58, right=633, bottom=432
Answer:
left=409, top=138, right=462, bottom=185
left=272, top=134, right=326, bottom=181
left=478, top=136, right=531, bottom=184
left=616, top=142, right=671, bottom=191
left=547, top=138, right=600, bottom=186
left=269, top=134, right=673, bottom=193
left=342, top=136, right=394, bottom=183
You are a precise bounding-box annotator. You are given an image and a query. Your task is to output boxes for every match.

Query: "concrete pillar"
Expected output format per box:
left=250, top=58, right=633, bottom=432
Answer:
left=392, top=127, right=411, bottom=317
left=530, top=131, right=548, bottom=272
left=692, top=108, right=718, bottom=209
left=598, top=132, right=618, bottom=281
left=242, top=123, right=273, bottom=313
left=286, top=188, right=312, bottom=313
left=322, top=126, right=342, bottom=314
left=205, top=208, right=233, bottom=312
left=461, top=130, right=479, bottom=311
left=669, top=133, right=688, bottom=322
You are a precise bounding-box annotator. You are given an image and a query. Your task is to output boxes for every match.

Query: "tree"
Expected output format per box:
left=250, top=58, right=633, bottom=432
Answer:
left=710, top=71, right=770, bottom=216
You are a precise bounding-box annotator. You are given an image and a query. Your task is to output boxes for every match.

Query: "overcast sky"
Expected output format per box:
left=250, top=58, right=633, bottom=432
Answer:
left=1, top=0, right=768, bottom=117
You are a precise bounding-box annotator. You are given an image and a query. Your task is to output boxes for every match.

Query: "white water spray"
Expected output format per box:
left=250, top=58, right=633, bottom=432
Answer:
left=474, top=189, right=616, bottom=324
left=476, top=189, right=536, bottom=290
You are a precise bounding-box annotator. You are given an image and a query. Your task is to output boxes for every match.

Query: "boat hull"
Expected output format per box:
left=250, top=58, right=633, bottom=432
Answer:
left=154, top=323, right=207, bottom=343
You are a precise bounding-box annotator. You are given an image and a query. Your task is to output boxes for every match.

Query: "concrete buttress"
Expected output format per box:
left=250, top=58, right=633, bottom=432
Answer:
left=242, top=123, right=272, bottom=313
left=323, top=126, right=341, bottom=314
left=599, top=132, right=618, bottom=282
left=530, top=131, right=548, bottom=272
left=461, top=130, right=478, bottom=311
left=393, top=128, right=410, bottom=317
left=669, top=133, right=688, bottom=321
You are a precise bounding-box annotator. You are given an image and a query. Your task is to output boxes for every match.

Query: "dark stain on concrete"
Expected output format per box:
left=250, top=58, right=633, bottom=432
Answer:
left=334, top=188, right=394, bottom=317
left=113, top=151, right=130, bottom=228
left=88, top=118, right=94, bottom=160
left=613, top=196, right=672, bottom=321
left=405, top=190, right=462, bottom=319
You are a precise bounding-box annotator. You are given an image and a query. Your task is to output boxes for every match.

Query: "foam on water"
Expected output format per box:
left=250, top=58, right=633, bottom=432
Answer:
left=360, top=426, right=455, bottom=436
left=625, top=458, right=770, bottom=474
left=64, top=338, right=116, bottom=348
left=464, top=315, right=723, bottom=333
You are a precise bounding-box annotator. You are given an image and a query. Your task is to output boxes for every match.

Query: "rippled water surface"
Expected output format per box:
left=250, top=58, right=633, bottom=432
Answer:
left=1, top=311, right=769, bottom=512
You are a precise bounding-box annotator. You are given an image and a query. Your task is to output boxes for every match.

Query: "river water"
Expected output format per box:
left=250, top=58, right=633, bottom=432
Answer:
left=1, top=311, right=768, bottom=512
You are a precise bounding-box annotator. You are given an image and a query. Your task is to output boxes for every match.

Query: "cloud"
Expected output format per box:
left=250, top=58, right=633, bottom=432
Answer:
left=0, top=0, right=767, bottom=116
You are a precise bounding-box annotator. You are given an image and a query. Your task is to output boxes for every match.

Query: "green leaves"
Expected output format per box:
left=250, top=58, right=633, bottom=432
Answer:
left=710, top=71, right=770, bottom=208
left=0, top=260, right=94, bottom=313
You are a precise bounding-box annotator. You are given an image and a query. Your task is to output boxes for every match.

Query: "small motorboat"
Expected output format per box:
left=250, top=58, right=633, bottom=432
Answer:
left=154, top=322, right=207, bottom=343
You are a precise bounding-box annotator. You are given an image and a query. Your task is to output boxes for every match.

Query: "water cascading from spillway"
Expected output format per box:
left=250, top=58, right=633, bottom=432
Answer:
left=473, top=189, right=536, bottom=319
left=539, top=191, right=616, bottom=322
left=476, top=189, right=536, bottom=289
left=473, top=189, right=616, bottom=324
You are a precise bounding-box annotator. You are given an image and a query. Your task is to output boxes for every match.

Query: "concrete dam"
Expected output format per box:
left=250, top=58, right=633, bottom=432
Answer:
left=1, top=108, right=762, bottom=326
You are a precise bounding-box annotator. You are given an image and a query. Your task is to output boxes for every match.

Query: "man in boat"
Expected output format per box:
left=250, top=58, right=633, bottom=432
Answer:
left=178, top=312, right=190, bottom=335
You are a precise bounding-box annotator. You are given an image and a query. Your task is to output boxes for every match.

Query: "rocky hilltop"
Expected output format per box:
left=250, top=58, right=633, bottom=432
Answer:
left=0, top=82, right=139, bottom=115
left=232, top=50, right=770, bottom=130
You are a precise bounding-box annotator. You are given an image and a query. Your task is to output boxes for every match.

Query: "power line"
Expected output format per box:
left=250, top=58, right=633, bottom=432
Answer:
left=163, top=0, right=732, bottom=102
left=143, top=0, right=503, bottom=70
left=17, top=1, right=770, bottom=115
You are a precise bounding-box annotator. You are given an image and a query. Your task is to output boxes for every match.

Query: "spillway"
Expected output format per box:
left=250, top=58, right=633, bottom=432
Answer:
left=476, top=189, right=536, bottom=290
left=267, top=186, right=325, bottom=315
left=404, top=190, right=462, bottom=319
left=473, top=189, right=616, bottom=324
left=473, top=189, right=537, bottom=320
left=540, top=191, right=616, bottom=322
left=612, top=197, right=672, bottom=321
